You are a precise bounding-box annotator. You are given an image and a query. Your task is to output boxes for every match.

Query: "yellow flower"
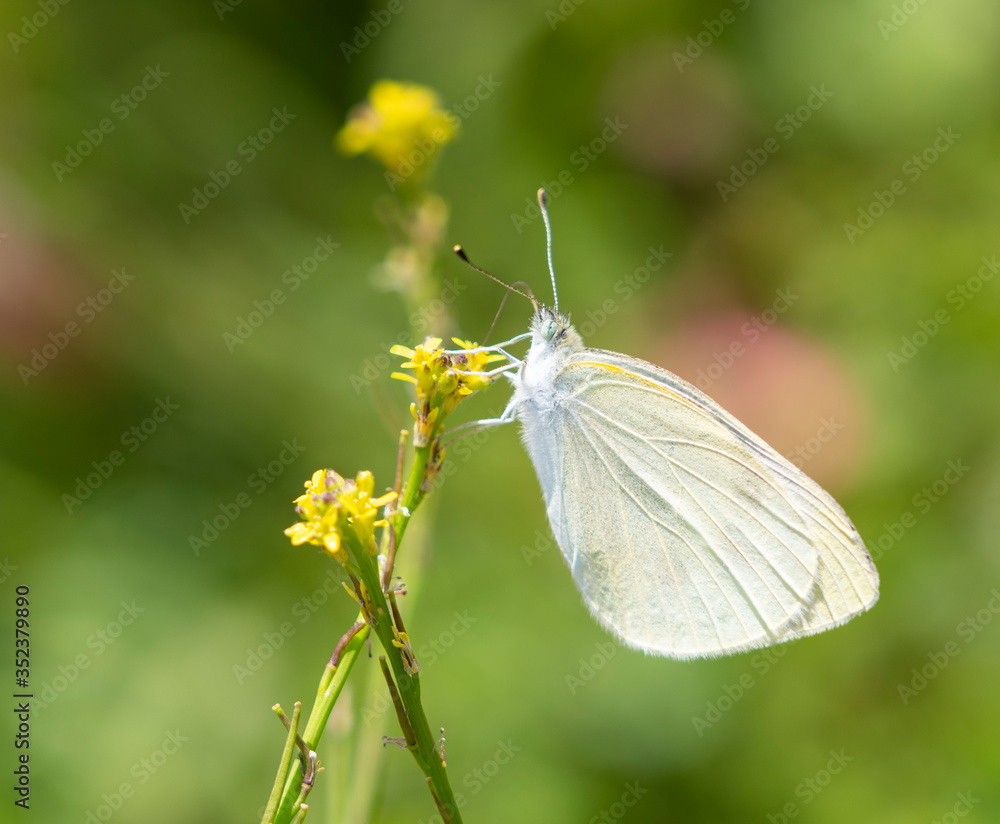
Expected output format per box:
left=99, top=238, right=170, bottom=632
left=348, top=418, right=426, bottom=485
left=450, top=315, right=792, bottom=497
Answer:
left=391, top=337, right=504, bottom=445
left=285, top=469, right=396, bottom=563
left=336, top=80, right=458, bottom=181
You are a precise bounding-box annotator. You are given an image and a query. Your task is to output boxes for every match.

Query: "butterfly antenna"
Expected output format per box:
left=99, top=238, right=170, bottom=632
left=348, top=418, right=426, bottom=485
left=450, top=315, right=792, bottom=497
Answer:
left=537, top=188, right=558, bottom=311
left=453, top=245, right=536, bottom=309
left=483, top=280, right=535, bottom=344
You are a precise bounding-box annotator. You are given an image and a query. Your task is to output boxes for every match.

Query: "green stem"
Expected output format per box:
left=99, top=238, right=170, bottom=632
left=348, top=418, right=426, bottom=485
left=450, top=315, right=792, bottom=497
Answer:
left=273, top=618, right=370, bottom=823
left=351, top=537, right=462, bottom=822
left=302, top=620, right=368, bottom=746
left=341, top=495, right=434, bottom=823
left=261, top=702, right=302, bottom=824
left=392, top=440, right=432, bottom=548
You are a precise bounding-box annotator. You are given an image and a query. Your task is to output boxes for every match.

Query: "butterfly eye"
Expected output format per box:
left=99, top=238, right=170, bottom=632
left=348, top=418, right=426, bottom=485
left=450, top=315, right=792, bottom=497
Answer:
left=541, top=319, right=558, bottom=340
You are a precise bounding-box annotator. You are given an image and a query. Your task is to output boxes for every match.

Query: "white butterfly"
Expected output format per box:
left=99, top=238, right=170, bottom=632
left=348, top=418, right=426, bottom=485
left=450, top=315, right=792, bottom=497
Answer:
left=455, top=190, right=878, bottom=659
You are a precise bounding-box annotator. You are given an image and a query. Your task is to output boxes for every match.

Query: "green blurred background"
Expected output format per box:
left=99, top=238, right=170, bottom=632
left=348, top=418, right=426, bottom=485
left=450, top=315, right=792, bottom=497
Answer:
left=3, top=0, right=999, bottom=821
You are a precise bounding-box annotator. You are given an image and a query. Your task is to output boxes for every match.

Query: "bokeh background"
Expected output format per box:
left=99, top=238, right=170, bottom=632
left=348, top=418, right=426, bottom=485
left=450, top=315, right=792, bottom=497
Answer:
left=3, top=0, right=1000, bottom=821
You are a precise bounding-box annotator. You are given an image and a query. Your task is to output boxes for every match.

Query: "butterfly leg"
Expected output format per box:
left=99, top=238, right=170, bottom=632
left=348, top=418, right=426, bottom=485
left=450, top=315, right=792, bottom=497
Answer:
left=442, top=331, right=531, bottom=356
left=493, top=347, right=523, bottom=365
left=442, top=396, right=520, bottom=443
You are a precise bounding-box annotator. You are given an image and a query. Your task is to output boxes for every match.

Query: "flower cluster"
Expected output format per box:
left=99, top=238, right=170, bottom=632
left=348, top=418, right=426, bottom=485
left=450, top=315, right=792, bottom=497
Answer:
left=391, top=337, right=503, bottom=446
left=284, top=469, right=396, bottom=564
left=336, top=80, right=458, bottom=182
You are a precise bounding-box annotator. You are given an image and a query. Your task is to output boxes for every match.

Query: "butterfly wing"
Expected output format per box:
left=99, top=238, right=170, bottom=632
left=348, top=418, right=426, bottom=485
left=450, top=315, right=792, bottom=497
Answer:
left=521, top=348, right=877, bottom=658
left=697, top=388, right=879, bottom=643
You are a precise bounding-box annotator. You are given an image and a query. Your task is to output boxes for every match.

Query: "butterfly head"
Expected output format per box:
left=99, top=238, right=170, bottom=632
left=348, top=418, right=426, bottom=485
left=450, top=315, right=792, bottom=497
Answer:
left=519, top=306, right=582, bottom=389
left=530, top=306, right=583, bottom=355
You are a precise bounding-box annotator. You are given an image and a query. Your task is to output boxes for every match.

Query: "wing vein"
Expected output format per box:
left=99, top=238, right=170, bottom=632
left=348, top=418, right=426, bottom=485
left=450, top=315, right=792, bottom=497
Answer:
left=574, top=398, right=816, bottom=586
left=568, top=406, right=752, bottom=643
